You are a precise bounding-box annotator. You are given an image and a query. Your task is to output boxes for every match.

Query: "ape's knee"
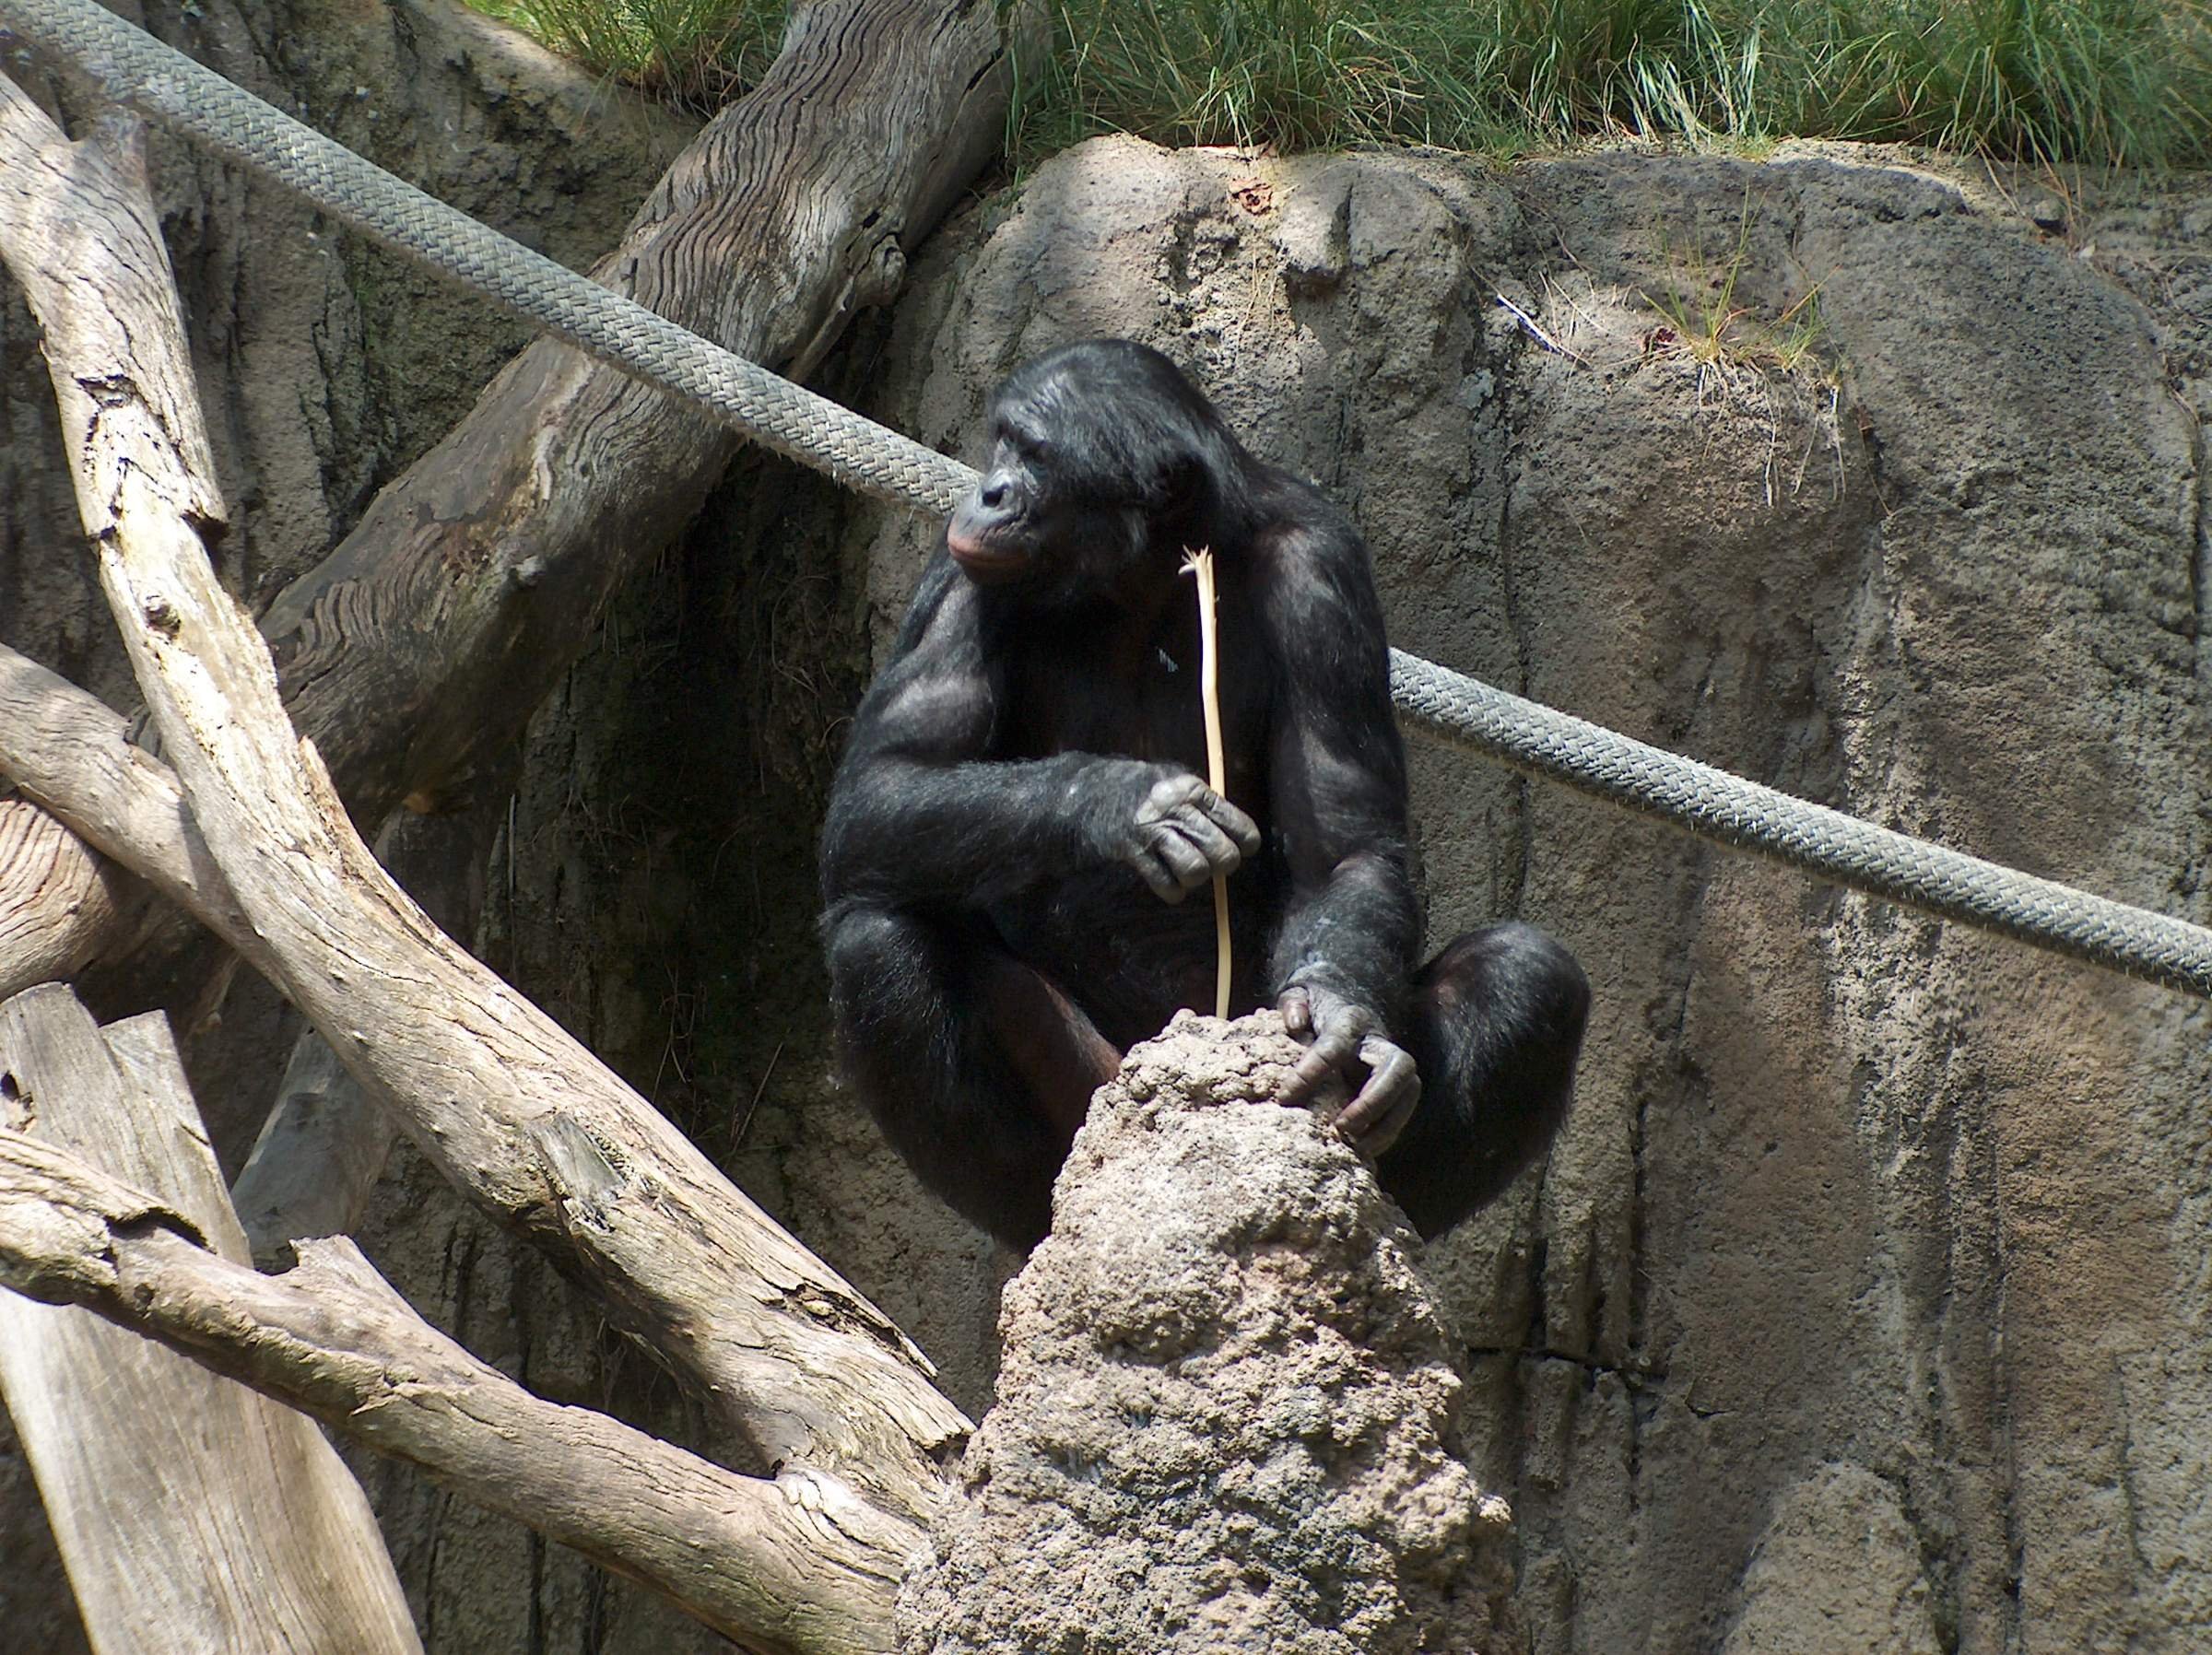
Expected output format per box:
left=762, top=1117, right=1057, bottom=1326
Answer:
left=1427, top=920, right=1588, bottom=1047
left=822, top=900, right=937, bottom=1034
left=818, top=902, right=1064, bottom=1250
left=1386, top=921, right=1590, bottom=1238
left=822, top=899, right=901, bottom=986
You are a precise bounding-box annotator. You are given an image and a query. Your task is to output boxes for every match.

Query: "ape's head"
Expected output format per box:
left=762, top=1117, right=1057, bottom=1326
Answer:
left=945, top=339, right=1249, bottom=603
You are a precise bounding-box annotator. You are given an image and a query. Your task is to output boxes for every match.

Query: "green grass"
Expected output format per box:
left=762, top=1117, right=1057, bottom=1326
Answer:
left=477, top=0, right=2212, bottom=168
left=1641, top=194, right=1831, bottom=377
left=1014, top=0, right=2212, bottom=167
left=476, top=0, right=783, bottom=110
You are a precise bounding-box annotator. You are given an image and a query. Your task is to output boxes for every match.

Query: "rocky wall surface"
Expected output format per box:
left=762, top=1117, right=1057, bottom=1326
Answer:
left=7, top=70, right=2210, bottom=1647
left=797, top=139, right=2212, bottom=1654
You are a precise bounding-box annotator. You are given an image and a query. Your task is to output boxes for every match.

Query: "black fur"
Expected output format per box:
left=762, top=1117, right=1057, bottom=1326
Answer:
left=821, top=340, right=1588, bottom=1249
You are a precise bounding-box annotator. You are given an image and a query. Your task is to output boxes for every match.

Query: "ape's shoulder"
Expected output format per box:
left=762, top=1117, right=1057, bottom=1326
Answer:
left=886, top=546, right=973, bottom=655
left=1246, top=462, right=1367, bottom=557
left=1241, top=465, right=1384, bottom=634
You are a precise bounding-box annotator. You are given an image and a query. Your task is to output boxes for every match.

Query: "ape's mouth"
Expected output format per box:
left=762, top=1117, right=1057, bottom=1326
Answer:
left=947, top=529, right=1030, bottom=583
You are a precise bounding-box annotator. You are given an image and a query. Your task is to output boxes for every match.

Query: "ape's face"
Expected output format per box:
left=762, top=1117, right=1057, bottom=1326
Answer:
left=944, top=341, right=1214, bottom=603
left=943, top=413, right=1080, bottom=585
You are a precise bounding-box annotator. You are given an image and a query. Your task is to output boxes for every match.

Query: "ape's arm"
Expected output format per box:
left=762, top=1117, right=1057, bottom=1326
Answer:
left=1259, top=521, right=1425, bottom=1140
left=821, top=556, right=1255, bottom=911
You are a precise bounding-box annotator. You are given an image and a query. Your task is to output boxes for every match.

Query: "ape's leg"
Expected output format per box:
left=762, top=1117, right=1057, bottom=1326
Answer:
left=1376, top=921, right=1591, bottom=1238
left=823, top=900, right=1120, bottom=1250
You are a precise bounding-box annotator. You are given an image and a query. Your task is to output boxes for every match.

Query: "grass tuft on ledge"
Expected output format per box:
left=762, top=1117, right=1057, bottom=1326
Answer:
left=475, top=0, right=2212, bottom=169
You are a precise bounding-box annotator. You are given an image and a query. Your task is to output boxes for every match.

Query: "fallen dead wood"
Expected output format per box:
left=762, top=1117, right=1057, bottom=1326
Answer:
left=0, top=800, right=129, bottom=995
left=0, top=645, right=388, bottom=1250
left=262, top=0, right=1009, bottom=823
left=230, top=1028, right=396, bottom=1262
left=0, top=65, right=966, bottom=1543
left=0, top=640, right=261, bottom=996
left=0, top=984, right=421, bottom=1654
left=0, top=1107, right=912, bottom=1655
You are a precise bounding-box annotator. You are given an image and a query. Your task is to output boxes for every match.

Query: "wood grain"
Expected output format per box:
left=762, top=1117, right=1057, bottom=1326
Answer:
left=0, top=987, right=422, bottom=1654
left=0, top=1088, right=913, bottom=1653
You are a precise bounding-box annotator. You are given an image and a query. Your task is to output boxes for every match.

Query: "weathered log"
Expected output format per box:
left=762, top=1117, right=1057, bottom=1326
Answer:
left=0, top=73, right=264, bottom=1010
left=0, top=640, right=260, bottom=998
left=0, top=801, right=128, bottom=995
left=0, top=1111, right=913, bottom=1654
left=0, top=53, right=967, bottom=1535
left=0, top=985, right=421, bottom=1654
left=231, top=1028, right=397, bottom=1263
left=259, top=0, right=1008, bottom=823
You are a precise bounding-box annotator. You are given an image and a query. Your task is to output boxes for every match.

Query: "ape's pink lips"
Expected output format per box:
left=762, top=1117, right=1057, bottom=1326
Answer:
left=947, top=529, right=1027, bottom=580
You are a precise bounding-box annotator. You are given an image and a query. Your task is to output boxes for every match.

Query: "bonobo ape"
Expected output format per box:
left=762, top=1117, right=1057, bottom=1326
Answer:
left=820, top=339, right=1589, bottom=1249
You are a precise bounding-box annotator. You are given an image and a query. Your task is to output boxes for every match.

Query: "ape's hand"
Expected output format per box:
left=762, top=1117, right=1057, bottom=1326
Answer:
left=1278, top=980, right=1421, bottom=1156
left=1100, top=766, right=1260, bottom=903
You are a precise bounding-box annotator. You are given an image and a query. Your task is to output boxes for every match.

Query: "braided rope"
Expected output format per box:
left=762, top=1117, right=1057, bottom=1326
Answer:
left=9, top=0, right=2212, bottom=1000
left=1394, top=652, right=2212, bottom=997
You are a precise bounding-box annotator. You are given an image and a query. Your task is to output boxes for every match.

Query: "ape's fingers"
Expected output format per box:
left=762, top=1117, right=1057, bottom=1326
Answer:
left=1142, top=775, right=1259, bottom=859
left=1206, top=795, right=1262, bottom=856
left=1134, top=850, right=1187, bottom=903
left=1335, top=1038, right=1421, bottom=1154
left=1278, top=988, right=1313, bottom=1038
left=1167, top=804, right=1243, bottom=874
left=1150, top=827, right=1214, bottom=892
left=1283, top=1029, right=1358, bottom=1106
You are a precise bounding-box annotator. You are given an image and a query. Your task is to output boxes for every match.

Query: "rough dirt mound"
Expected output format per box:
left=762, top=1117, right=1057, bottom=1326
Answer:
left=900, top=1011, right=1517, bottom=1655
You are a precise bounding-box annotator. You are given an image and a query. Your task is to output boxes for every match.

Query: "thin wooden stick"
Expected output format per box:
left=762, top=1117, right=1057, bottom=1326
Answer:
left=1182, top=548, right=1231, bottom=1017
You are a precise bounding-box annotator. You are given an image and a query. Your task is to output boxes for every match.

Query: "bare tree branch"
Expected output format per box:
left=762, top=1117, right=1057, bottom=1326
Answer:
left=0, top=640, right=261, bottom=998
left=0, top=1118, right=911, bottom=1654
left=263, top=0, right=1011, bottom=823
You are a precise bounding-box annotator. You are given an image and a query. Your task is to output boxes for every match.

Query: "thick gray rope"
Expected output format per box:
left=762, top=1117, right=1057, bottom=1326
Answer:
left=8, top=0, right=2212, bottom=1002
left=1392, top=653, right=2212, bottom=998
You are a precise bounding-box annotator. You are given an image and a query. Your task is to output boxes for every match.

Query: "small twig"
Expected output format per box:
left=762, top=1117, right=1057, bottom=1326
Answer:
left=732, top=1039, right=782, bottom=1150
left=1181, top=548, right=1231, bottom=1018
left=1495, top=292, right=1591, bottom=366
